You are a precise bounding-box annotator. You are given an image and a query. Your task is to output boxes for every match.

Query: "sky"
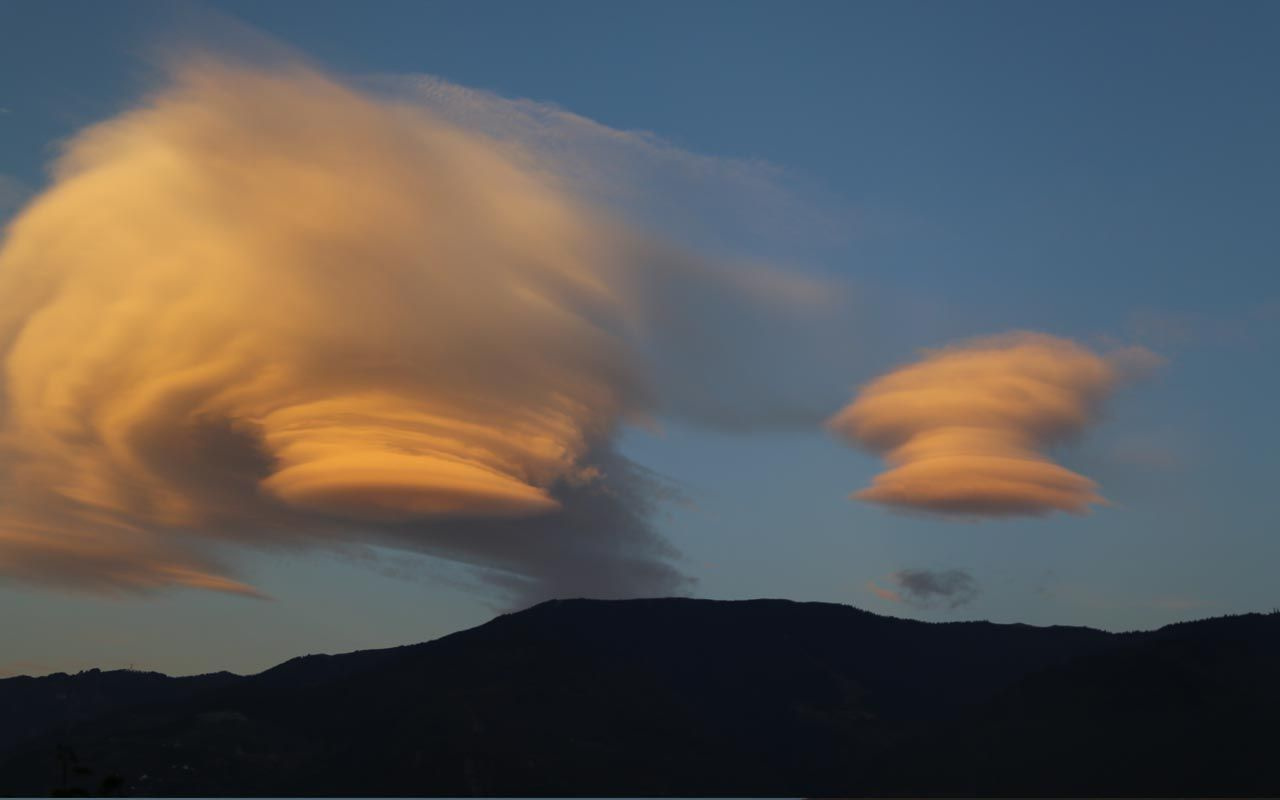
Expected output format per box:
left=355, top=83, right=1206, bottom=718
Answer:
left=1, top=0, right=1277, bottom=677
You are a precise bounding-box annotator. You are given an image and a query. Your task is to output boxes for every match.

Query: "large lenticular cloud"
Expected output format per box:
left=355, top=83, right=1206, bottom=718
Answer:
left=828, top=332, right=1158, bottom=517
left=0, top=57, right=801, bottom=602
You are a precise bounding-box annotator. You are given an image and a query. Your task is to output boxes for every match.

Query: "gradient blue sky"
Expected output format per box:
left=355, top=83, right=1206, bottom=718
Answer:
left=1, top=0, right=1278, bottom=677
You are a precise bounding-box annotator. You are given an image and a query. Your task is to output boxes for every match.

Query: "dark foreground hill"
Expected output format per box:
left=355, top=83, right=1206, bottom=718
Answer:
left=2, top=598, right=1278, bottom=796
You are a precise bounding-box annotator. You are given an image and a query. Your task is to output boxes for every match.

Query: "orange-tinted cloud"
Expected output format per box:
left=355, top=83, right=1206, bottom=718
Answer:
left=0, top=58, right=785, bottom=602
left=866, top=580, right=903, bottom=604
left=829, top=332, right=1160, bottom=517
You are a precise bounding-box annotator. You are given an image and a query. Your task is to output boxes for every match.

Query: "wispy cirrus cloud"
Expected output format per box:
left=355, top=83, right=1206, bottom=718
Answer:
left=382, top=73, right=856, bottom=433
left=0, top=175, right=31, bottom=218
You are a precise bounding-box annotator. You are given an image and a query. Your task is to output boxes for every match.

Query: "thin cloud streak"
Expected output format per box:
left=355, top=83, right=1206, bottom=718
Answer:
left=0, top=175, right=31, bottom=218
left=382, top=73, right=858, bottom=432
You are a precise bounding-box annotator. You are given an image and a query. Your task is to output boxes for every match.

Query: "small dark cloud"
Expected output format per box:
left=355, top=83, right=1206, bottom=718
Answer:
left=892, top=568, right=980, bottom=609
left=380, top=450, right=695, bottom=610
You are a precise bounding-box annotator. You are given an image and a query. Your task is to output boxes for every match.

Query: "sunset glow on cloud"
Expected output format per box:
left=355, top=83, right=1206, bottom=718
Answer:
left=829, top=333, right=1159, bottom=517
left=0, top=58, right=807, bottom=600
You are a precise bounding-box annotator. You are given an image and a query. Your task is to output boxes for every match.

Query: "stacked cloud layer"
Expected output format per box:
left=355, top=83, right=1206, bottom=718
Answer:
left=829, top=332, right=1159, bottom=517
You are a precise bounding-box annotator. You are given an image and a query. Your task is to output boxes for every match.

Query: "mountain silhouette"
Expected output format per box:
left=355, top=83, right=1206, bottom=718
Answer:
left=1, top=598, right=1277, bottom=796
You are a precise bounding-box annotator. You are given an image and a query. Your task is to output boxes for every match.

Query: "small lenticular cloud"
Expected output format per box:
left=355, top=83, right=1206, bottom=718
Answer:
left=829, top=332, right=1159, bottom=518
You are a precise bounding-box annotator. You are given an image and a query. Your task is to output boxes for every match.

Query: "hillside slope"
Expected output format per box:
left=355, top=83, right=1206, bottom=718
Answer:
left=2, top=598, right=1277, bottom=796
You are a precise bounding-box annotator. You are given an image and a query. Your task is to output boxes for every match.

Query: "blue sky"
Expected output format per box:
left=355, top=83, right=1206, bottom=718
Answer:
left=1, top=0, right=1278, bottom=677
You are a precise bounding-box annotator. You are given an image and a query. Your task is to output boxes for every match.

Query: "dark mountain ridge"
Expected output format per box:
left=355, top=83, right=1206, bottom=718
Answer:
left=0, top=668, right=239, bottom=756
left=2, top=598, right=1277, bottom=796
